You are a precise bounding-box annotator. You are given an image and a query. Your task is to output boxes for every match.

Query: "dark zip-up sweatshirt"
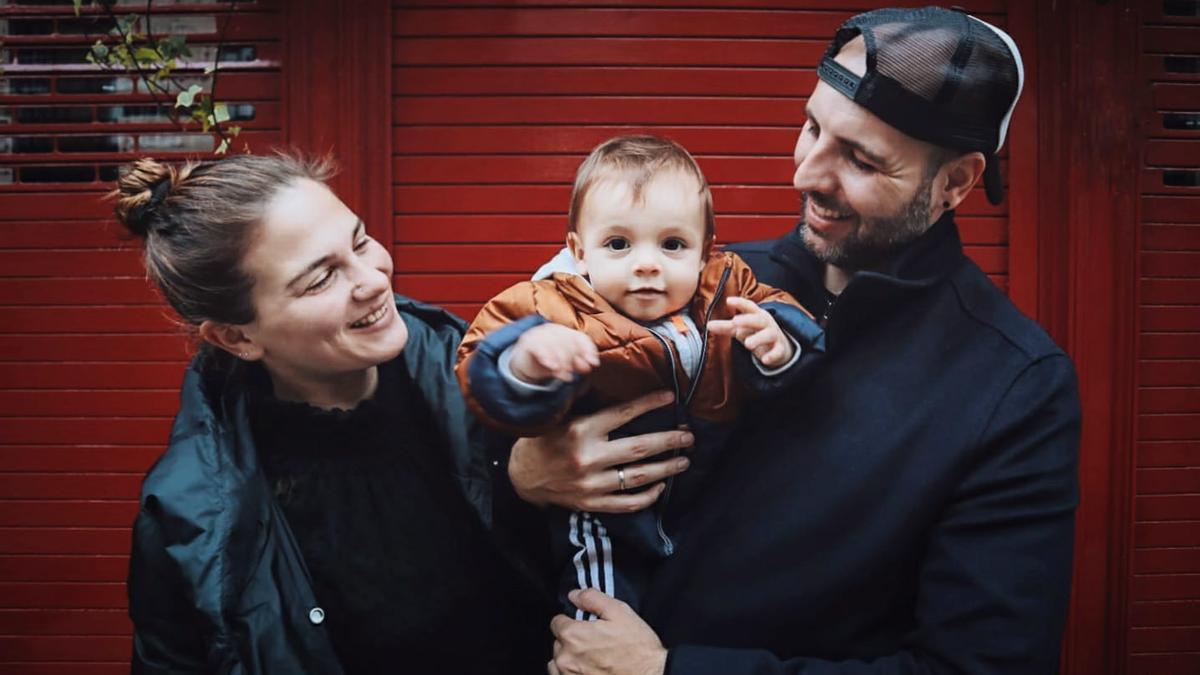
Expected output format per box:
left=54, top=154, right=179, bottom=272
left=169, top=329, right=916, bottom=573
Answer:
left=644, top=214, right=1081, bottom=675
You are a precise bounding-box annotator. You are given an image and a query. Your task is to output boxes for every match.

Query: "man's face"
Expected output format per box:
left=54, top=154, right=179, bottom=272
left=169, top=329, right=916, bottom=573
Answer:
left=792, top=39, right=942, bottom=270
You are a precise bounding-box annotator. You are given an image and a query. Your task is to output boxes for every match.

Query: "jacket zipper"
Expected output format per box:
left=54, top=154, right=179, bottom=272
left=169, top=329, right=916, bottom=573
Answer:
left=682, top=265, right=732, bottom=409
left=646, top=263, right=733, bottom=555
left=820, top=290, right=838, bottom=326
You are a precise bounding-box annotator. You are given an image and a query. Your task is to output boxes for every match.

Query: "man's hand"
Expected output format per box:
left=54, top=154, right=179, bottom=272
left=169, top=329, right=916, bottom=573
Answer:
left=707, top=296, right=796, bottom=368
left=510, top=323, right=600, bottom=383
left=548, top=589, right=668, bottom=675
left=509, top=391, right=694, bottom=512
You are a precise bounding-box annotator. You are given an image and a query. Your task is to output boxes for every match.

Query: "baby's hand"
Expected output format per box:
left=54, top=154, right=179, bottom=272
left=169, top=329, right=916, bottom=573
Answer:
left=707, top=296, right=796, bottom=368
left=509, top=323, right=600, bottom=384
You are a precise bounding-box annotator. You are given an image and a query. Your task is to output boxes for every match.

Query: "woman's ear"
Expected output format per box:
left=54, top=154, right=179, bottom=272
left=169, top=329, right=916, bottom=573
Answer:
left=199, top=320, right=261, bottom=361
left=566, top=231, right=588, bottom=277
left=939, top=151, right=987, bottom=211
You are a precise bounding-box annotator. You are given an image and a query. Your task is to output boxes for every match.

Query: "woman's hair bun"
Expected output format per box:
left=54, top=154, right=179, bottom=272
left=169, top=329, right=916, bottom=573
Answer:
left=113, top=158, right=182, bottom=238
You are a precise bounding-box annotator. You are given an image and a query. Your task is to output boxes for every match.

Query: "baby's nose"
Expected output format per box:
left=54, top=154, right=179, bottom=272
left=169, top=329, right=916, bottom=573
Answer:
left=633, top=255, right=661, bottom=274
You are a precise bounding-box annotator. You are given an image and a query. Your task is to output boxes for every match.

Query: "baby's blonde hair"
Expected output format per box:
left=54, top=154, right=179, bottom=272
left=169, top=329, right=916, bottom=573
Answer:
left=568, top=135, right=715, bottom=244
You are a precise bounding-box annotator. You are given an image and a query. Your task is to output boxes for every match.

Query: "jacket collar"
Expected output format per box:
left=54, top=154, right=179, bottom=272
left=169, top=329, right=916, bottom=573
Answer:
left=769, top=211, right=966, bottom=297
left=768, top=212, right=967, bottom=345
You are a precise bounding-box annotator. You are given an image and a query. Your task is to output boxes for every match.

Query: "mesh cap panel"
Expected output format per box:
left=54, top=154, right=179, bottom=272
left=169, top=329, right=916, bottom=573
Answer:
left=816, top=6, right=1024, bottom=203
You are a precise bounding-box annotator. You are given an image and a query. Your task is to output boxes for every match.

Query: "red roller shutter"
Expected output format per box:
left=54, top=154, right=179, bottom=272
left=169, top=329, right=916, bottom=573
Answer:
left=390, top=0, right=1027, bottom=321
left=1127, top=1, right=1200, bottom=673
left=0, top=3, right=284, bottom=672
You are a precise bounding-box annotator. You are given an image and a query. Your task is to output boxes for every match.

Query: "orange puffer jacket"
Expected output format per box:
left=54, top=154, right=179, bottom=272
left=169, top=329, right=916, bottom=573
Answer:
left=455, top=249, right=819, bottom=437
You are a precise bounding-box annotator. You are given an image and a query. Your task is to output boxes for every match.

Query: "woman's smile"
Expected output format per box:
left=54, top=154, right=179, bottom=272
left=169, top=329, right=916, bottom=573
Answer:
left=350, top=299, right=393, bottom=330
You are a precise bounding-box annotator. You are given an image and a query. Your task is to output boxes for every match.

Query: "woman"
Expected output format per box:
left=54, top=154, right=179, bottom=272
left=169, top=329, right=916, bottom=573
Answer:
left=117, top=153, right=558, bottom=674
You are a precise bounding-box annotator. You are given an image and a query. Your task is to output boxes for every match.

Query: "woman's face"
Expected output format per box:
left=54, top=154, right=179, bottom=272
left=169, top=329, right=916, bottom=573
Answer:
left=238, top=178, right=407, bottom=393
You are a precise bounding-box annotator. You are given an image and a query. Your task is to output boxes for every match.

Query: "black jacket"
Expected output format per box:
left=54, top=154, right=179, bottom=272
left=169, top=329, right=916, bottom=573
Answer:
left=643, top=214, right=1081, bottom=674
left=127, top=295, right=549, bottom=674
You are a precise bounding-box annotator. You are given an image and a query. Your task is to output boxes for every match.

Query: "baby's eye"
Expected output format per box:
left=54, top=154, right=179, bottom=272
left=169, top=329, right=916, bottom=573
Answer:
left=662, top=238, right=687, bottom=252
left=604, top=237, right=629, bottom=251
left=354, top=236, right=371, bottom=252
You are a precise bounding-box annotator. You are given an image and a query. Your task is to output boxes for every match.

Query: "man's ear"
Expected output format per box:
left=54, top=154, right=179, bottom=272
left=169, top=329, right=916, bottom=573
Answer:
left=198, top=320, right=261, bottom=361
left=566, top=231, right=588, bottom=277
left=938, top=151, right=986, bottom=211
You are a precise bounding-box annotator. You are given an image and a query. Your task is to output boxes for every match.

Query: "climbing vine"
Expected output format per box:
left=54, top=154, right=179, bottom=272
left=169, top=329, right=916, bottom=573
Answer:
left=73, top=0, right=241, bottom=153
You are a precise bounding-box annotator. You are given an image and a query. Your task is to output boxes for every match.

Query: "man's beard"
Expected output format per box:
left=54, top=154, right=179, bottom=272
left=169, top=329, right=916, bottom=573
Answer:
left=799, top=178, right=934, bottom=271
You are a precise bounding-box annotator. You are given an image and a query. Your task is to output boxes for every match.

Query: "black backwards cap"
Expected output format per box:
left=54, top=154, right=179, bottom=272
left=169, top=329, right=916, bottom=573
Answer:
left=817, top=6, right=1024, bottom=204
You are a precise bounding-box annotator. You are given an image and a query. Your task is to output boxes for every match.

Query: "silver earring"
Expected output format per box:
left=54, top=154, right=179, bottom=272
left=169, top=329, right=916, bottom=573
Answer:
left=239, top=351, right=249, bottom=359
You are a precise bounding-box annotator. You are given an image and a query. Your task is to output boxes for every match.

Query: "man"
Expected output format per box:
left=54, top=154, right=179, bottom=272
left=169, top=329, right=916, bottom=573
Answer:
left=542, top=7, right=1081, bottom=674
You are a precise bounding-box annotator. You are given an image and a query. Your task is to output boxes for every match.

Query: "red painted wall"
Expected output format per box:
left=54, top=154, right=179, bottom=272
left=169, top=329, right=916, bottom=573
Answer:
left=4, top=1, right=1192, bottom=673
left=0, top=2, right=286, bottom=672
left=388, top=0, right=1016, bottom=319
left=1125, top=3, right=1200, bottom=673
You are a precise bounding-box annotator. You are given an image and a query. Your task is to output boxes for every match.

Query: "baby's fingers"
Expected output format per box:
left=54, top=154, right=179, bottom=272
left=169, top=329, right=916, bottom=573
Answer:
left=571, top=353, right=596, bottom=376
left=531, top=355, right=573, bottom=382
left=573, top=333, right=600, bottom=367
left=742, top=326, right=781, bottom=356
left=731, top=311, right=771, bottom=333
left=725, top=296, right=767, bottom=316
left=707, top=319, right=735, bottom=336
left=530, top=346, right=564, bottom=373
left=564, top=334, right=598, bottom=376
left=756, top=334, right=793, bottom=367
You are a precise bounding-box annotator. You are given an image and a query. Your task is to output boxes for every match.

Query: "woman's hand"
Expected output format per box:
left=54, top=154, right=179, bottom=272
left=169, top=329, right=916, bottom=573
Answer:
left=509, top=391, right=694, bottom=513
left=548, top=589, right=668, bottom=675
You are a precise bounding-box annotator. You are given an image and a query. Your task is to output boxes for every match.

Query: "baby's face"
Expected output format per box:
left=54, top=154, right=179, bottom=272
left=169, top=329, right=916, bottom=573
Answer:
left=569, top=170, right=707, bottom=322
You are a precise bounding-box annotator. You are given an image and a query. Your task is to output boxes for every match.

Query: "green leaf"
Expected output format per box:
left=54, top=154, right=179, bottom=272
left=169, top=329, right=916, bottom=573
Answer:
left=156, top=59, right=176, bottom=81
left=134, top=47, right=160, bottom=64
left=73, top=0, right=83, bottom=17
left=228, top=125, right=242, bottom=137
left=213, top=104, right=230, bottom=124
left=117, top=47, right=135, bottom=69
left=175, top=84, right=203, bottom=109
left=216, top=138, right=230, bottom=155
left=117, top=14, right=140, bottom=36
left=91, top=42, right=109, bottom=60
left=195, top=105, right=213, bottom=133
left=159, top=35, right=188, bottom=59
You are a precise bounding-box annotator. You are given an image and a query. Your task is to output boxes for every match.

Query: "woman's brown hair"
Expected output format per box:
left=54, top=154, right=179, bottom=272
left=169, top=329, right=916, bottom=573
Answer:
left=112, top=152, right=333, bottom=327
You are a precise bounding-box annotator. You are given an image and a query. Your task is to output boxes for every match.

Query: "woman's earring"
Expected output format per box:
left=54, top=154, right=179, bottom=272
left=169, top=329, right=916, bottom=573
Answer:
left=239, top=351, right=249, bottom=359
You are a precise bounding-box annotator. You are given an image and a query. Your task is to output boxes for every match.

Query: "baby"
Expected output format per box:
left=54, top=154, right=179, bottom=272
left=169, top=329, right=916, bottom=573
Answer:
left=455, top=135, right=824, bottom=617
